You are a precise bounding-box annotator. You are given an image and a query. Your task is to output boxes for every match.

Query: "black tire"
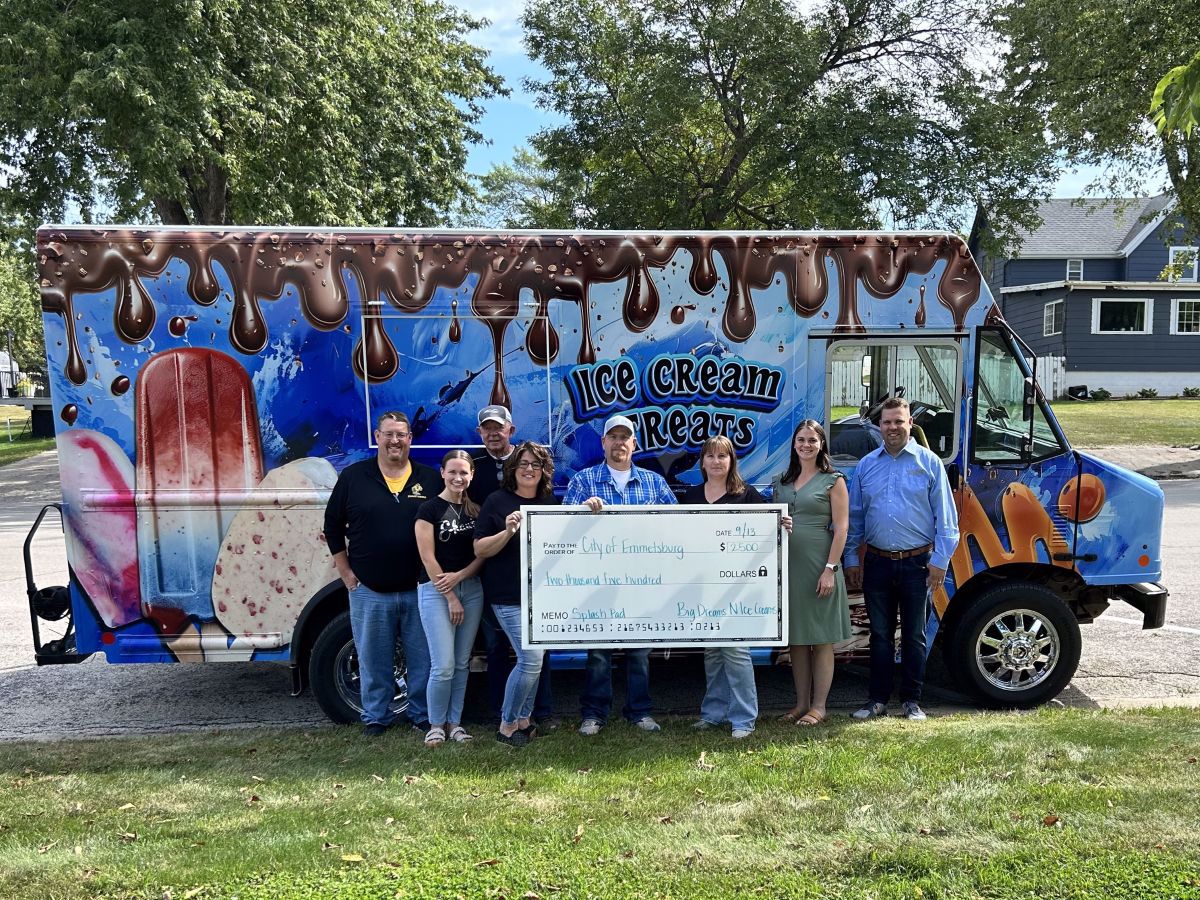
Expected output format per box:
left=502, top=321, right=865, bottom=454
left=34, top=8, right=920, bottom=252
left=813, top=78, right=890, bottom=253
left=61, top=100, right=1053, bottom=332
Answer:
left=950, top=581, right=1081, bottom=709
left=308, top=610, right=411, bottom=724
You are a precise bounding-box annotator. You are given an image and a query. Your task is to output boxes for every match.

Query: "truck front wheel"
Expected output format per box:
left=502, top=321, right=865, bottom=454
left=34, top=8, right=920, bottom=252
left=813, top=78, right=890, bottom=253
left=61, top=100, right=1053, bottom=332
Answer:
left=308, top=610, right=411, bottom=724
left=950, top=582, right=1082, bottom=708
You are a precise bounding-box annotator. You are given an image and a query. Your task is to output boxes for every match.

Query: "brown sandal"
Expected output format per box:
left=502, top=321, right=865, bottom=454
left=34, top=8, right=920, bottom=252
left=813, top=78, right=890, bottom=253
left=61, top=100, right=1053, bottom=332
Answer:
left=779, top=708, right=804, bottom=724
left=796, top=709, right=826, bottom=727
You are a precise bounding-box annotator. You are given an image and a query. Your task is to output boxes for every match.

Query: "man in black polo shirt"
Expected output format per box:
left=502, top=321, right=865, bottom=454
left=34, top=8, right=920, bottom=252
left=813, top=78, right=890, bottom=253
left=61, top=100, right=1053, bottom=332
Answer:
left=468, top=405, right=559, bottom=729
left=324, top=411, right=442, bottom=736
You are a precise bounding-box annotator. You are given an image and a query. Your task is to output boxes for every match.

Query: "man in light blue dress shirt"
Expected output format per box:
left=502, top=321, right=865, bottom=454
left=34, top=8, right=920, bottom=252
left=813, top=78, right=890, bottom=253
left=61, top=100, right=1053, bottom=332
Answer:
left=844, top=398, right=960, bottom=721
left=564, top=414, right=677, bottom=736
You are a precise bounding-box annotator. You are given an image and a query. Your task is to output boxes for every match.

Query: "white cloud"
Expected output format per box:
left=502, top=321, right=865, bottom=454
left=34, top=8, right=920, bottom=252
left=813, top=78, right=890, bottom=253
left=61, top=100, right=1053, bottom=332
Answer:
left=452, top=0, right=529, bottom=56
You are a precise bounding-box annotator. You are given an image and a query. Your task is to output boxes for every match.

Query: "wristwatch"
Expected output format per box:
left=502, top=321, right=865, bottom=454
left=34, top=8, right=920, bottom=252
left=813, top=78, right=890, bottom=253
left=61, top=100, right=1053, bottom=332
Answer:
left=825, top=563, right=840, bottom=572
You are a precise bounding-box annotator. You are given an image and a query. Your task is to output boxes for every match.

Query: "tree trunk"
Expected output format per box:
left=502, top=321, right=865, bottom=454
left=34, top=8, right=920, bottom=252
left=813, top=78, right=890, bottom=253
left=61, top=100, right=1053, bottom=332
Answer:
left=153, top=196, right=191, bottom=225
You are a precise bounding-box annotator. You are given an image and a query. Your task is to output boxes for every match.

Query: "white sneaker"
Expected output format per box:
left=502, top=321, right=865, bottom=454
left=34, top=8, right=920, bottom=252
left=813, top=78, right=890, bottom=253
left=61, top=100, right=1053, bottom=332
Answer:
left=579, top=718, right=603, bottom=736
left=852, top=701, right=888, bottom=720
left=902, top=701, right=927, bottom=721
left=692, top=719, right=718, bottom=730
left=731, top=727, right=753, bottom=739
left=633, top=716, right=661, bottom=732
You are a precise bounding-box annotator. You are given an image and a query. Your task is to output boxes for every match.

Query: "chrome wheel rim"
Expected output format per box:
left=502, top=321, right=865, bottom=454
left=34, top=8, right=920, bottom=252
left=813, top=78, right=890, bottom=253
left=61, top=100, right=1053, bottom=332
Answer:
left=974, top=607, right=1060, bottom=692
left=333, top=640, right=409, bottom=716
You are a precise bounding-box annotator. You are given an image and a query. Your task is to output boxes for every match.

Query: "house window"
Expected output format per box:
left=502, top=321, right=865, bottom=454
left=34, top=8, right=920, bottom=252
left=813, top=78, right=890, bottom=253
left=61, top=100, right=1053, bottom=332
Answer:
left=1066, top=259, right=1084, bottom=281
left=1171, top=299, right=1200, bottom=335
left=1043, top=300, right=1064, bottom=336
left=1091, top=298, right=1152, bottom=335
left=1168, top=247, right=1199, bottom=281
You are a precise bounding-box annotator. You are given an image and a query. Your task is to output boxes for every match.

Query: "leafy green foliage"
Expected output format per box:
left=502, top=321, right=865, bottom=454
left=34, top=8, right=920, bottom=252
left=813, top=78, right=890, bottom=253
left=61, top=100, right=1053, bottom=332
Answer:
left=1152, top=50, right=1200, bottom=141
left=993, top=0, right=1200, bottom=240
left=512, top=0, right=1055, bottom=251
left=0, top=0, right=505, bottom=238
left=461, top=148, right=584, bottom=228
left=0, top=248, right=42, bottom=371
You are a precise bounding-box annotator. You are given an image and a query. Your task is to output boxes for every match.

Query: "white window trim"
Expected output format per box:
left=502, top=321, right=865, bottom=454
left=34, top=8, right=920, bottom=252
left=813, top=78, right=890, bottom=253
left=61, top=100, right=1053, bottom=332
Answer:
left=1091, top=297, right=1153, bottom=335
left=1168, top=246, right=1199, bottom=282
left=1043, top=299, right=1063, bottom=336
left=1170, top=298, right=1200, bottom=336
left=1066, top=259, right=1084, bottom=281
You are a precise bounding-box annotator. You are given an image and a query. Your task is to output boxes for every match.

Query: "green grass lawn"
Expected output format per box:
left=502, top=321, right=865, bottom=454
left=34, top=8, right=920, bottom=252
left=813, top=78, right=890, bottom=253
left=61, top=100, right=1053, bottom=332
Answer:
left=0, top=405, right=53, bottom=467
left=2, top=708, right=1198, bottom=899
left=833, top=400, right=1199, bottom=448
left=1050, top=399, right=1200, bottom=448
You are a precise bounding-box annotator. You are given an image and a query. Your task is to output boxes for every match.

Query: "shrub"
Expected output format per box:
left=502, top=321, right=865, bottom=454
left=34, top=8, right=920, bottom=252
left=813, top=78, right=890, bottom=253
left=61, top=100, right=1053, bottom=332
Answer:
left=1137, top=387, right=1159, bottom=399
left=1183, top=386, right=1200, bottom=398
left=1090, top=387, right=1112, bottom=401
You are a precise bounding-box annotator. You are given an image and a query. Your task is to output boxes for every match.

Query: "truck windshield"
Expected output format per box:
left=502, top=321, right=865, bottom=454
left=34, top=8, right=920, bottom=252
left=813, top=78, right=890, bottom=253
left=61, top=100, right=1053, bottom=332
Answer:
left=972, top=329, right=1067, bottom=463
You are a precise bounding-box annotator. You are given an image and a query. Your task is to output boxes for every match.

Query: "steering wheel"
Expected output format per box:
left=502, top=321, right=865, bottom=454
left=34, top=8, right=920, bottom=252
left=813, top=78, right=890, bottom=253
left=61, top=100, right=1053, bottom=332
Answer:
left=862, top=386, right=906, bottom=421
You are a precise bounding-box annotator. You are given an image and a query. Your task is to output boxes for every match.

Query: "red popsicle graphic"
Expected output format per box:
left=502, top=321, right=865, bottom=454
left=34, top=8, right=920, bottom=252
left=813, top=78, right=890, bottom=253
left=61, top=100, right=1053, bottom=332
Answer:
left=135, top=348, right=264, bottom=633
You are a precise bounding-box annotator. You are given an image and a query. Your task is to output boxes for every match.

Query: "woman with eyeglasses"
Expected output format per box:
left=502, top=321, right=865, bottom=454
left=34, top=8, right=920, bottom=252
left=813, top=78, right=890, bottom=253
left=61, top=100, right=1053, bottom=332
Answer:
left=473, top=441, right=560, bottom=747
left=773, top=420, right=851, bottom=727
left=415, top=450, right=485, bottom=747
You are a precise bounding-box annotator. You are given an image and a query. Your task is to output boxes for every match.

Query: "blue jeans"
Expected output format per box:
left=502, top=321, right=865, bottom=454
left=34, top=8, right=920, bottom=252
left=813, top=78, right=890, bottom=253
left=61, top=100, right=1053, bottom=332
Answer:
left=699, top=647, right=758, bottom=731
left=418, top=576, right=484, bottom=726
left=348, top=583, right=430, bottom=727
left=481, top=603, right=555, bottom=720
left=491, top=603, right=545, bottom=725
left=580, top=649, right=652, bottom=724
left=862, top=552, right=931, bottom=704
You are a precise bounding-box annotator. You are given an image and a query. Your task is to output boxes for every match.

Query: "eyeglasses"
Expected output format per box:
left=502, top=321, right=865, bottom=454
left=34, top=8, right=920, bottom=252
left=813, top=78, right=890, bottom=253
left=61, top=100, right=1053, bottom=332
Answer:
left=379, top=431, right=411, bottom=441
left=515, top=460, right=544, bottom=470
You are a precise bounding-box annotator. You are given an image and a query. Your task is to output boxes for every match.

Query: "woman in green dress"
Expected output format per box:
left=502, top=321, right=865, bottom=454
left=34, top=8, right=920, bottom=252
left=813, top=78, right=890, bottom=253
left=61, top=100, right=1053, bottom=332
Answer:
left=773, top=420, right=851, bottom=726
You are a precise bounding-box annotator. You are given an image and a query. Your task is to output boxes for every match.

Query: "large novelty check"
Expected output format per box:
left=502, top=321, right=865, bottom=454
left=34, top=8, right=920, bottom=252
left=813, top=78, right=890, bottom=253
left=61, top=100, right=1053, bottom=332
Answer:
left=520, top=504, right=789, bottom=648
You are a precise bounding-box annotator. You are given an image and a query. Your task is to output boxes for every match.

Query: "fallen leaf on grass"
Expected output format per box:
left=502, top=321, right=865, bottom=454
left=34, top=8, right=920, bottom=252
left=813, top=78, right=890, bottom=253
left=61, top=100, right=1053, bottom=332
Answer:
left=403, top=775, right=420, bottom=785
left=250, top=775, right=264, bottom=782
left=332, top=783, right=345, bottom=790
left=658, top=816, right=674, bottom=825
left=696, top=752, right=715, bottom=771
left=117, top=832, right=138, bottom=843
left=116, top=803, right=135, bottom=811
left=620, top=850, right=636, bottom=859
left=74, top=846, right=82, bottom=856
left=1042, top=815, right=1061, bottom=827
left=340, top=854, right=364, bottom=863
left=321, top=842, right=341, bottom=851
left=684, top=849, right=702, bottom=868
left=918, top=827, right=932, bottom=835
left=37, top=840, right=59, bottom=853
left=384, top=817, right=395, bottom=825
left=503, top=789, right=518, bottom=797
left=858, top=804, right=873, bottom=814
left=694, top=788, right=705, bottom=797
left=474, top=858, right=501, bottom=868
left=1188, top=757, right=1197, bottom=764
left=523, top=893, right=541, bottom=899
left=371, top=774, right=385, bottom=783
left=577, top=768, right=592, bottom=775
left=572, top=824, right=585, bottom=844
left=182, top=889, right=205, bottom=899
left=246, top=795, right=261, bottom=804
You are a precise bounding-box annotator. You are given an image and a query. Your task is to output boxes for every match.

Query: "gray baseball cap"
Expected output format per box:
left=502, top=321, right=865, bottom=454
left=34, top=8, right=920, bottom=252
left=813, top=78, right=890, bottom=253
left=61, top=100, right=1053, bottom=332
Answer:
left=603, top=414, right=636, bottom=435
left=478, top=405, right=512, bottom=426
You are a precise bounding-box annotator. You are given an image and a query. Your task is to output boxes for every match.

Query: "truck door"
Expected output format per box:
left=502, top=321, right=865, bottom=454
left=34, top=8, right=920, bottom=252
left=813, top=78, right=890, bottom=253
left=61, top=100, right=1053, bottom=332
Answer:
left=963, top=328, right=1077, bottom=584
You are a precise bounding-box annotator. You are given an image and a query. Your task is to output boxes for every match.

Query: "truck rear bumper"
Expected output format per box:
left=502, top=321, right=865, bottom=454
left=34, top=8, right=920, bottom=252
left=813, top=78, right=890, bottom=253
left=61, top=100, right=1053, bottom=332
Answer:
left=1112, top=582, right=1169, bottom=629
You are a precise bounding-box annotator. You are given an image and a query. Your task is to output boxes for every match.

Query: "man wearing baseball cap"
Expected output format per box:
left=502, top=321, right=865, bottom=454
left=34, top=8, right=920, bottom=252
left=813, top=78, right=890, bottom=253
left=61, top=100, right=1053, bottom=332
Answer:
left=563, top=413, right=677, bottom=736
left=469, top=404, right=559, bottom=730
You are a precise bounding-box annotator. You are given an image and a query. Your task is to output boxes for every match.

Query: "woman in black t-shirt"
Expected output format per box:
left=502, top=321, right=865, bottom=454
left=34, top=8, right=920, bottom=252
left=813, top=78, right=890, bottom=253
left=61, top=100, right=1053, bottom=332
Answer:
left=474, top=441, right=559, bottom=747
left=415, top=450, right=484, bottom=747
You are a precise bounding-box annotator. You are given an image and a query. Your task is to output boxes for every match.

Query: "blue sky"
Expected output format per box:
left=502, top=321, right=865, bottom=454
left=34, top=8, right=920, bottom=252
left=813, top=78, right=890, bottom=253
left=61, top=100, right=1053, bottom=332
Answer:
left=456, top=0, right=1155, bottom=199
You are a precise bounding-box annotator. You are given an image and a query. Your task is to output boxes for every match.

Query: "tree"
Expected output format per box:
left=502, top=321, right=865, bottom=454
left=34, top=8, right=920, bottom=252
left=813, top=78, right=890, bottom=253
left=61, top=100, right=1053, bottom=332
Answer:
left=994, top=0, right=1200, bottom=239
left=517, top=0, right=1056, bottom=251
left=0, top=0, right=504, bottom=240
left=464, top=148, right=585, bottom=229
left=0, top=247, right=42, bottom=373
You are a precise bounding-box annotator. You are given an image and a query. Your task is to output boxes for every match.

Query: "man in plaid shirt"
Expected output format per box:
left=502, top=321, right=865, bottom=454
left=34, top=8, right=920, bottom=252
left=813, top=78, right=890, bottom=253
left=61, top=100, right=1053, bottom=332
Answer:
left=564, top=414, right=677, bottom=735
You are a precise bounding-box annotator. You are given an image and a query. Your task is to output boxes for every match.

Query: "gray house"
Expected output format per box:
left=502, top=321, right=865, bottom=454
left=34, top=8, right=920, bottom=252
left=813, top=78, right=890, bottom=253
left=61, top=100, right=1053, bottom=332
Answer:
left=981, top=196, right=1200, bottom=396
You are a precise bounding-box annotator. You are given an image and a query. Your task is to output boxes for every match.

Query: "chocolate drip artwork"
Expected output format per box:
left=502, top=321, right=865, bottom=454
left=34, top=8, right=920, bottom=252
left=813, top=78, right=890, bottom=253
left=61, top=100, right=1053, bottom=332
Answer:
left=38, top=230, right=982, bottom=407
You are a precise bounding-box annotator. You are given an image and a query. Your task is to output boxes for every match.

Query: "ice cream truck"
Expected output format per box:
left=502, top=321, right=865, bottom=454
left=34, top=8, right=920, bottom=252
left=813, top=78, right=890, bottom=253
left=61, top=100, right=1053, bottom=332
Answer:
left=24, top=227, right=1168, bottom=722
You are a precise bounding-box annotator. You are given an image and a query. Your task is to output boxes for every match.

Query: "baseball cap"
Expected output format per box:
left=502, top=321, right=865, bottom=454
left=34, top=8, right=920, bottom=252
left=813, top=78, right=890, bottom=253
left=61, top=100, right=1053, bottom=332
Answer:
left=478, top=405, right=512, bottom=426
left=603, top=414, right=636, bottom=436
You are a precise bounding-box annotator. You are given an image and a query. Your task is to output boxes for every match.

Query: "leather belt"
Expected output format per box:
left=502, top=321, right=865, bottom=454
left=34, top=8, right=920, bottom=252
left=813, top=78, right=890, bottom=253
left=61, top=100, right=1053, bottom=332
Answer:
left=866, top=543, right=933, bottom=560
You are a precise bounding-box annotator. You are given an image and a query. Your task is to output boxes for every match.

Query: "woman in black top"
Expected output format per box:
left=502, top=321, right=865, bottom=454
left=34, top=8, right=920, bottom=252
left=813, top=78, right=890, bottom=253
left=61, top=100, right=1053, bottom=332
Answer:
left=474, top=441, right=560, bottom=747
left=415, top=450, right=485, bottom=747
left=682, top=436, right=771, bottom=737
